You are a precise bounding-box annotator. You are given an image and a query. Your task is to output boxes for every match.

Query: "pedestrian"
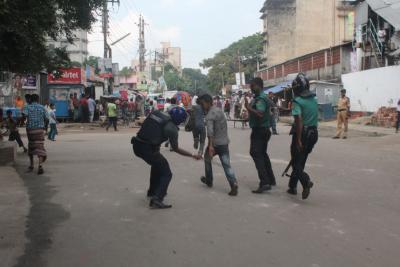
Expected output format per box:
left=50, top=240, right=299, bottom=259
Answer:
left=79, top=94, right=89, bottom=123
left=5, top=110, right=27, bottom=152
left=88, top=96, right=96, bottom=123
left=378, top=27, right=386, bottom=55
left=333, top=89, right=350, bottom=139
left=287, top=73, right=318, bottom=200
left=106, top=100, right=118, bottom=131
left=215, top=96, right=223, bottom=109
left=47, top=103, right=58, bottom=141
left=199, top=94, right=239, bottom=196
left=72, top=93, right=80, bottom=122
left=164, top=98, right=179, bottom=150
left=224, top=98, right=231, bottom=119
left=44, top=100, right=50, bottom=134
left=396, top=99, right=400, bottom=133
left=192, top=97, right=206, bottom=157
left=23, top=94, right=49, bottom=175
left=68, top=94, right=74, bottom=122
left=132, top=106, right=201, bottom=209
left=268, top=92, right=279, bottom=135
left=0, top=108, right=5, bottom=141
left=164, top=98, right=171, bottom=112
left=245, top=77, right=276, bottom=194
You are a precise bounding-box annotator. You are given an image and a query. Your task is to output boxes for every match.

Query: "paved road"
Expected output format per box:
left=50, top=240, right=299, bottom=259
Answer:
left=12, top=124, right=400, bottom=267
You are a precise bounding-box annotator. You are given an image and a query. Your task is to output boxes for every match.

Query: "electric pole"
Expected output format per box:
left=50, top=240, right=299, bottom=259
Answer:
left=138, top=15, right=146, bottom=72
left=102, top=0, right=119, bottom=94
left=237, top=49, right=242, bottom=87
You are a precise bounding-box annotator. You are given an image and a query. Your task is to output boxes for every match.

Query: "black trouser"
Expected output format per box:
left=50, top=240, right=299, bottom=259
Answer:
left=107, top=117, right=118, bottom=131
left=289, top=127, right=318, bottom=190
left=9, top=131, right=24, bottom=147
left=132, top=138, right=172, bottom=202
left=250, top=127, right=276, bottom=186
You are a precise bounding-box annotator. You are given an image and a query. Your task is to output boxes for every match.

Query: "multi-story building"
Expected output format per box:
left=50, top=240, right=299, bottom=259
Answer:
left=260, top=0, right=357, bottom=68
left=161, top=42, right=182, bottom=73
left=47, top=30, right=89, bottom=65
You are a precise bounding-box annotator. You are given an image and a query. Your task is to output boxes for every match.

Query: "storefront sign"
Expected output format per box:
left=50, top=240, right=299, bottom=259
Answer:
left=48, top=68, right=82, bottom=84
left=22, top=75, right=38, bottom=89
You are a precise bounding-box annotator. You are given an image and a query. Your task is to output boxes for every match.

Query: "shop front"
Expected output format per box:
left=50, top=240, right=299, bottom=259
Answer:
left=47, top=68, right=86, bottom=118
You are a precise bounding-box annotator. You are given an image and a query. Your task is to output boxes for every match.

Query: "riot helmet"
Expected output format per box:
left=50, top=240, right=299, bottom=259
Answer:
left=169, top=106, right=188, bottom=125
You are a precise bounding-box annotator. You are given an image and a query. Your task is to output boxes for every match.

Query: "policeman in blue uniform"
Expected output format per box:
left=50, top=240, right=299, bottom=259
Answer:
left=132, top=107, right=201, bottom=209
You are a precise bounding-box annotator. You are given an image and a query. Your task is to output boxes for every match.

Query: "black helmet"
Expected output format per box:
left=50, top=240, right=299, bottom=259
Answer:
left=292, top=73, right=310, bottom=96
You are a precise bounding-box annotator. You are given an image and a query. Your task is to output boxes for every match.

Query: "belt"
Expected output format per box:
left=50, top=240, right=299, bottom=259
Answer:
left=304, top=125, right=317, bottom=131
left=338, top=109, right=347, bottom=112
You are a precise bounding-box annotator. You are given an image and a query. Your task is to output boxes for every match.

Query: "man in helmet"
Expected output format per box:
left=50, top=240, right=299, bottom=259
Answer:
left=245, top=77, right=277, bottom=194
left=132, top=107, right=201, bottom=209
left=288, top=73, right=319, bottom=200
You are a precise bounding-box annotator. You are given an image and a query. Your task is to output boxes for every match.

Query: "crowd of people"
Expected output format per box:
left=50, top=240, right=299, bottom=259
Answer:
left=132, top=73, right=319, bottom=209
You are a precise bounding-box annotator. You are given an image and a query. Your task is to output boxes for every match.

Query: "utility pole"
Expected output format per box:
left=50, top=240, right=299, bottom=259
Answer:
left=102, top=0, right=120, bottom=94
left=138, top=15, right=146, bottom=72
left=237, top=49, right=242, bottom=87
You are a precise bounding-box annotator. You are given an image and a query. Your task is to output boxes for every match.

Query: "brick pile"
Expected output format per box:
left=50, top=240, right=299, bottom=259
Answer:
left=371, top=107, right=398, bottom=128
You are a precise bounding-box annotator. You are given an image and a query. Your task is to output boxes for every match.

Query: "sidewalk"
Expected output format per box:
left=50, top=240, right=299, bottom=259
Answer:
left=0, top=166, right=29, bottom=267
left=279, top=116, right=397, bottom=136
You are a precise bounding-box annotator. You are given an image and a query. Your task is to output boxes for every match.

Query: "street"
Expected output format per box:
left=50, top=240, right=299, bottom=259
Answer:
left=9, top=123, right=400, bottom=267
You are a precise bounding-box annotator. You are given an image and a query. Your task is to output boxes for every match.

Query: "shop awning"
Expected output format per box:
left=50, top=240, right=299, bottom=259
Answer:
left=366, top=0, right=400, bottom=30
left=264, top=80, right=292, bottom=94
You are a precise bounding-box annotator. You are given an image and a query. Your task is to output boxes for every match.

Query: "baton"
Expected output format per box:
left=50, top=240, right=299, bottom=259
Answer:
left=281, top=159, right=292, bottom=178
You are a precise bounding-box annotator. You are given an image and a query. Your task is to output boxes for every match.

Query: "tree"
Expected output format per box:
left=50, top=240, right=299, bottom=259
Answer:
left=0, top=0, right=104, bottom=74
left=182, top=68, right=208, bottom=94
left=119, top=66, right=134, bottom=78
left=84, top=56, right=101, bottom=74
left=200, top=33, right=263, bottom=93
left=163, top=63, right=185, bottom=91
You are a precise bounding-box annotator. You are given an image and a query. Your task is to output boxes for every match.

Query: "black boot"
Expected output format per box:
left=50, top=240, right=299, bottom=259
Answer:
left=150, top=198, right=172, bottom=209
left=287, top=188, right=297, bottom=195
left=252, top=184, right=271, bottom=194
left=228, top=182, right=238, bottom=196
left=302, top=181, right=314, bottom=200
left=201, top=176, right=213, bottom=188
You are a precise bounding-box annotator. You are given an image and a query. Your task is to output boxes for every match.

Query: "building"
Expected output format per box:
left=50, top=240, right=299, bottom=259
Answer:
left=160, top=42, right=182, bottom=72
left=47, top=30, right=89, bottom=65
left=260, top=0, right=357, bottom=68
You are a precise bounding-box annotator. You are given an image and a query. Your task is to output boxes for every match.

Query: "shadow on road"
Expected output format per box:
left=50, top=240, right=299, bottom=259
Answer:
left=13, top=165, right=70, bottom=267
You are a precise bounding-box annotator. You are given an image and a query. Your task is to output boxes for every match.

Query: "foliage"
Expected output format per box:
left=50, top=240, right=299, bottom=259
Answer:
left=0, top=0, right=104, bottom=74
left=155, top=63, right=208, bottom=94
left=200, top=33, right=263, bottom=93
left=119, top=66, right=135, bottom=78
left=84, top=56, right=101, bottom=74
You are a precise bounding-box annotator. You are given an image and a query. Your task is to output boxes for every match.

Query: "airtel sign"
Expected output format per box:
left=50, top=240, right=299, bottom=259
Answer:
left=48, top=68, right=83, bottom=84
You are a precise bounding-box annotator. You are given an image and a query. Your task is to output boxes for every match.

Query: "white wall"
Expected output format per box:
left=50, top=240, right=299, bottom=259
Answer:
left=341, top=65, right=400, bottom=112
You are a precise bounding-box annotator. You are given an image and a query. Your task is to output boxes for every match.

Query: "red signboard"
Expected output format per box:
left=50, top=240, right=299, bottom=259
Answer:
left=48, top=68, right=82, bottom=84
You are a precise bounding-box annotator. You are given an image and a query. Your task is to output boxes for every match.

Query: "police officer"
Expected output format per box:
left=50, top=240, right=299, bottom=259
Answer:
left=245, top=77, right=277, bottom=194
left=288, top=73, right=319, bottom=200
left=132, top=107, right=201, bottom=209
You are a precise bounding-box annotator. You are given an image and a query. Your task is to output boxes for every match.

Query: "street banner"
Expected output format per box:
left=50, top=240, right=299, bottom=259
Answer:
left=22, top=74, right=38, bottom=89
left=48, top=68, right=82, bottom=84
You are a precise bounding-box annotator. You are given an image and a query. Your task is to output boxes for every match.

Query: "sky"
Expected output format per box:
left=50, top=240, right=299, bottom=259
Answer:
left=88, top=0, right=264, bottom=70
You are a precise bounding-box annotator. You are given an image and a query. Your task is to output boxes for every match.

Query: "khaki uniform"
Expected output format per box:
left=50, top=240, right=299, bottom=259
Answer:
left=335, top=96, right=350, bottom=138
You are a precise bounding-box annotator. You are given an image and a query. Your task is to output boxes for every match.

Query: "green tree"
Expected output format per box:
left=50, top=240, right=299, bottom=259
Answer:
left=119, top=66, right=134, bottom=78
left=163, top=63, right=185, bottom=91
left=182, top=68, right=208, bottom=94
left=200, top=33, right=263, bottom=93
left=84, top=56, right=101, bottom=74
left=0, top=0, right=104, bottom=73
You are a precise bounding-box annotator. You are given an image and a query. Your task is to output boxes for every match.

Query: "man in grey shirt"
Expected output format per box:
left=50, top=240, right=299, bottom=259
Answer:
left=199, top=94, right=238, bottom=196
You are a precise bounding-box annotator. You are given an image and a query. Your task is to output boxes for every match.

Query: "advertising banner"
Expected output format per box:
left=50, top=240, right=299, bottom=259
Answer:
left=22, top=74, right=38, bottom=89
left=48, top=68, right=82, bottom=84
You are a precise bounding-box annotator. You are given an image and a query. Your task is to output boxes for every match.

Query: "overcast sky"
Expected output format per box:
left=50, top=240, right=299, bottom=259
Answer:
left=88, top=0, right=263, bottom=69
